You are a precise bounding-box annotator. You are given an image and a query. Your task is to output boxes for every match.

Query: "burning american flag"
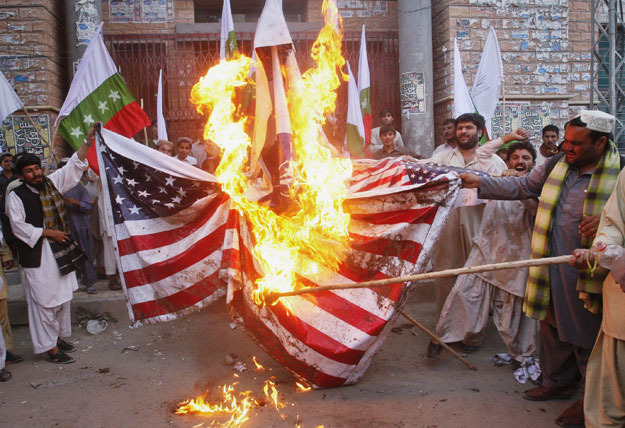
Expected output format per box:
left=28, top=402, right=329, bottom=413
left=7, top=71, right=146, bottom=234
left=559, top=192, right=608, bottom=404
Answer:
left=95, top=0, right=462, bottom=388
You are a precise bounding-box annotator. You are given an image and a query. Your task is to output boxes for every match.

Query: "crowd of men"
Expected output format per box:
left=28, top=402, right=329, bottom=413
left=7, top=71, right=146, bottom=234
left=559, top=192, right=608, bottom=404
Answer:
left=0, top=109, right=623, bottom=428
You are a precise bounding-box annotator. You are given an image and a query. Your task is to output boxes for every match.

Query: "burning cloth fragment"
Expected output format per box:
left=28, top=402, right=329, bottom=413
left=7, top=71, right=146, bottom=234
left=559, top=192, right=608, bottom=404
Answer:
left=94, top=0, right=460, bottom=389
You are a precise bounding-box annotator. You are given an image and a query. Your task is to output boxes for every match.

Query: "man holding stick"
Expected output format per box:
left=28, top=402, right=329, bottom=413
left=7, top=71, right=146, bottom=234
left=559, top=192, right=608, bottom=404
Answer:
left=460, top=110, right=620, bottom=428
left=570, top=165, right=625, bottom=428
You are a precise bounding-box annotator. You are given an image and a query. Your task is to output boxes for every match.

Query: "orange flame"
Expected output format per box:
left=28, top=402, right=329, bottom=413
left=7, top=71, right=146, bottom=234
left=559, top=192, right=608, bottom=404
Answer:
left=175, top=383, right=253, bottom=428
left=190, top=0, right=351, bottom=312
left=252, top=356, right=266, bottom=371
left=264, top=380, right=285, bottom=410
left=295, top=382, right=312, bottom=392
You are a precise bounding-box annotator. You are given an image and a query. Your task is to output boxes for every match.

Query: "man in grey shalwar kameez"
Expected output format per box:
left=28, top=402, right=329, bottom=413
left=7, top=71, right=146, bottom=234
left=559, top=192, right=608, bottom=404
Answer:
left=460, top=110, right=620, bottom=428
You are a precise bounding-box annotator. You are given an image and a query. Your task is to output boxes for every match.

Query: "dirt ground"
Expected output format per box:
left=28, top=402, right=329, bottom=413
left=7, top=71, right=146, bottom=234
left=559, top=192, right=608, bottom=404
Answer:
left=1, top=299, right=574, bottom=428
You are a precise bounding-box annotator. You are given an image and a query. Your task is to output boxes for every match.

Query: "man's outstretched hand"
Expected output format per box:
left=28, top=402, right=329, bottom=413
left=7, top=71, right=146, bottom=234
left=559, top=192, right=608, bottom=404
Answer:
left=459, top=172, right=481, bottom=189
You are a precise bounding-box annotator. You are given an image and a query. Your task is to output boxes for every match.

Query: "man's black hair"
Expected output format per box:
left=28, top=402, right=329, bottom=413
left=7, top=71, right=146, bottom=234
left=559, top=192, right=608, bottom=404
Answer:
left=455, top=113, right=486, bottom=132
left=16, top=153, right=41, bottom=175
left=0, top=152, right=13, bottom=163
left=542, top=124, right=559, bottom=136
left=565, top=116, right=613, bottom=144
left=442, top=118, right=457, bottom=127
left=379, top=108, right=393, bottom=118
left=379, top=124, right=396, bottom=135
left=507, top=141, right=537, bottom=162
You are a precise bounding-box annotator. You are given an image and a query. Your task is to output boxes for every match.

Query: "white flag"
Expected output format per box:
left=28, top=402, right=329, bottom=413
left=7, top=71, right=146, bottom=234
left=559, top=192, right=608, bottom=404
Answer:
left=0, top=70, right=23, bottom=124
left=471, top=27, right=503, bottom=135
left=157, top=69, right=168, bottom=141
left=453, top=38, right=474, bottom=119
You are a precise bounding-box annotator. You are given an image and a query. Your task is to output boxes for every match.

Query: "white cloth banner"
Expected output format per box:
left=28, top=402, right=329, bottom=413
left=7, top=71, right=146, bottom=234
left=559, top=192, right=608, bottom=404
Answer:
left=471, top=27, right=503, bottom=136
left=157, top=69, right=168, bottom=141
left=453, top=38, right=474, bottom=119
left=0, top=70, right=23, bottom=124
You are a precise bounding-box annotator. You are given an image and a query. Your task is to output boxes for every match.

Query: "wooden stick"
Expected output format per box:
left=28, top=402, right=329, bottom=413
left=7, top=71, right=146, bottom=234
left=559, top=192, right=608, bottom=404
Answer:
left=141, top=98, right=149, bottom=146
left=266, top=255, right=572, bottom=302
left=400, top=310, right=477, bottom=371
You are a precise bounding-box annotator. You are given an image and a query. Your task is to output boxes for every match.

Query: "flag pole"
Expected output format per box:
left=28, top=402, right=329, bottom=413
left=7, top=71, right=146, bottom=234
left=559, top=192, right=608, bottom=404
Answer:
left=44, top=125, right=60, bottom=174
left=266, top=255, right=572, bottom=302
left=400, top=310, right=477, bottom=371
left=140, top=98, right=149, bottom=146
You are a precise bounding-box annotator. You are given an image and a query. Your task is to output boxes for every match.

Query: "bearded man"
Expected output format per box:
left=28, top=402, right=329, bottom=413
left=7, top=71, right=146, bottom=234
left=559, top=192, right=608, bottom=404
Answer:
left=7, top=126, right=93, bottom=364
left=428, top=141, right=538, bottom=362
left=460, top=110, right=621, bottom=428
left=427, top=113, right=527, bottom=311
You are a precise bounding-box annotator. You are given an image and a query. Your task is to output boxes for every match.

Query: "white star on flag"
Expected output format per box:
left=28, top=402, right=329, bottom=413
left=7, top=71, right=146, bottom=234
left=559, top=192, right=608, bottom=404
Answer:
left=165, top=176, right=175, bottom=186
left=128, top=205, right=141, bottom=215
left=138, top=190, right=150, bottom=198
left=98, top=101, right=108, bottom=114
left=126, top=178, right=138, bottom=186
left=113, top=175, right=123, bottom=184
left=118, top=166, right=126, bottom=175
left=70, top=126, right=83, bottom=138
left=84, top=114, right=95, bottom=125
left=171, top=196, right=182, bottom=204
left=108, top=90, right=121, bottom=102
left=115, top=195, right=125, bottom=204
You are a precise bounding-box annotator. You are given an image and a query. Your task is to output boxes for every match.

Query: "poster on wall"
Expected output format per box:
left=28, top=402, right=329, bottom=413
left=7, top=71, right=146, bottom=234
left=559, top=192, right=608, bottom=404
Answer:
left=491, top=102, right=552, bottom=142
left=337, top=1, right=389, bottom=18
left=400, top=72, right=426, bottom=116
left=110, top=0, right=174, bottom=23
left=0, top=114, right=51, bottom=165
left=75, top=0, right=100, bottom=46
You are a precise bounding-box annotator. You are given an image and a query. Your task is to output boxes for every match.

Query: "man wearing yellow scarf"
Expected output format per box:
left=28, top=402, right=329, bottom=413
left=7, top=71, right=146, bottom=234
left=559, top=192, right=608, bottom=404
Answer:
left=460, top=110, right=619, bottom=428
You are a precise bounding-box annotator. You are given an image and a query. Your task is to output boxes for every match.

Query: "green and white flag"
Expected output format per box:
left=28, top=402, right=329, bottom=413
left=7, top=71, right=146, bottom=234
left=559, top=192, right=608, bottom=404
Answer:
left=357, top=25, right=371, bottom=155
left=345, top=62, right=365, bottom=158
left=220, top=0, right=238, bottom=60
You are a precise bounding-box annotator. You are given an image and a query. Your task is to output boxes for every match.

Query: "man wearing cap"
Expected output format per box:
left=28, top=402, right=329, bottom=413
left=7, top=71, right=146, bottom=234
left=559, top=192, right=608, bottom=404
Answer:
left=460, top=110, right=620, bottom=428
left=6, top=126, right=93, bottom=364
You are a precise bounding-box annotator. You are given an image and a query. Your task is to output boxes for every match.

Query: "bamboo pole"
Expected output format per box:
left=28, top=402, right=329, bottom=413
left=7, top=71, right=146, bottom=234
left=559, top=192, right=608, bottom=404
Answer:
left=266, top=255, right=572, bottom=302
left=400, top=311, right=477, bottom=371
left=141, top=98, right=149, bottom=146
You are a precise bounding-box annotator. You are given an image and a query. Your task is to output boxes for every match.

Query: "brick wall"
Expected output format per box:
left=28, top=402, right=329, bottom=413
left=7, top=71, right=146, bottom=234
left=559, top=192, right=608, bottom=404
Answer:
left=0, top=0, right=66, bottom=108
left=432, top=0, right=592, bottom=148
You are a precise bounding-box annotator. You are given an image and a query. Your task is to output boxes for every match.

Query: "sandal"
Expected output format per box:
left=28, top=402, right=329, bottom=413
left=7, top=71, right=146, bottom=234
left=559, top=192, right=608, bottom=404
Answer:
left=57, top=339, right=77, bottom=353
left=0, top=368, right=11, bottom=381
left=47, top=350, right=75, bottom=364
left=108, top=279, right=122, bottom=290
left=5, top=351, right=24, bottom=364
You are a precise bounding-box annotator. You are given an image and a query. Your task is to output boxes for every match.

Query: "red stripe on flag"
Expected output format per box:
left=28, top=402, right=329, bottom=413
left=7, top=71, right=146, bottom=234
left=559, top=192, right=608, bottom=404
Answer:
left=356, top=170, right=408, bottom=193
left=335, top=261, right=407, bottom=302
left=268, top=301, right=366, bottom=365
left=296, top=275, right=388, bottom=336
left=350, top=233, right=423, bottom=264
left=117, top=194, right=230, bottom=256
left=350, top=206, right=437, bottom=225
left=229, top=290, right=348, bottom=388
left=123, top=223, right=227, bottom=288
left=131, top=269, right=226, bottom=320
left=235, top=237, right=366, bottom=366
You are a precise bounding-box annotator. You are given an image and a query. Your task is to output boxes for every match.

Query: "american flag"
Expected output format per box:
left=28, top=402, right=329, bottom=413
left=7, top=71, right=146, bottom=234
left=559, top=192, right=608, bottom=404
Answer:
left=96, top=130, right=460, bottom=388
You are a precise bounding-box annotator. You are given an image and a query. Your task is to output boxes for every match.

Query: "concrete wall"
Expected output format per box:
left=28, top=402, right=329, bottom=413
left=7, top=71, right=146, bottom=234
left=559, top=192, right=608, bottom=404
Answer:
left=432, top=0, right=592, bottom=148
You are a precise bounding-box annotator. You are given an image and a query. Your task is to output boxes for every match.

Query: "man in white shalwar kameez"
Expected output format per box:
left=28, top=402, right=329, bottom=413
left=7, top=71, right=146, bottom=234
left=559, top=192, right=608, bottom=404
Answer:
left=428, top=142, right=539, bottom=360
left=420, top=113, right=528, bottom=312
left=7, top=129, right=92, bottom=364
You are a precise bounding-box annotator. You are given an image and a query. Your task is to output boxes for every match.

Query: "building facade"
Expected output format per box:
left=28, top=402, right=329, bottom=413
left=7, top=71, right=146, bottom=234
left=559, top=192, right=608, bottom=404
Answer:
left=0, top=1, right=600, bottom=157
